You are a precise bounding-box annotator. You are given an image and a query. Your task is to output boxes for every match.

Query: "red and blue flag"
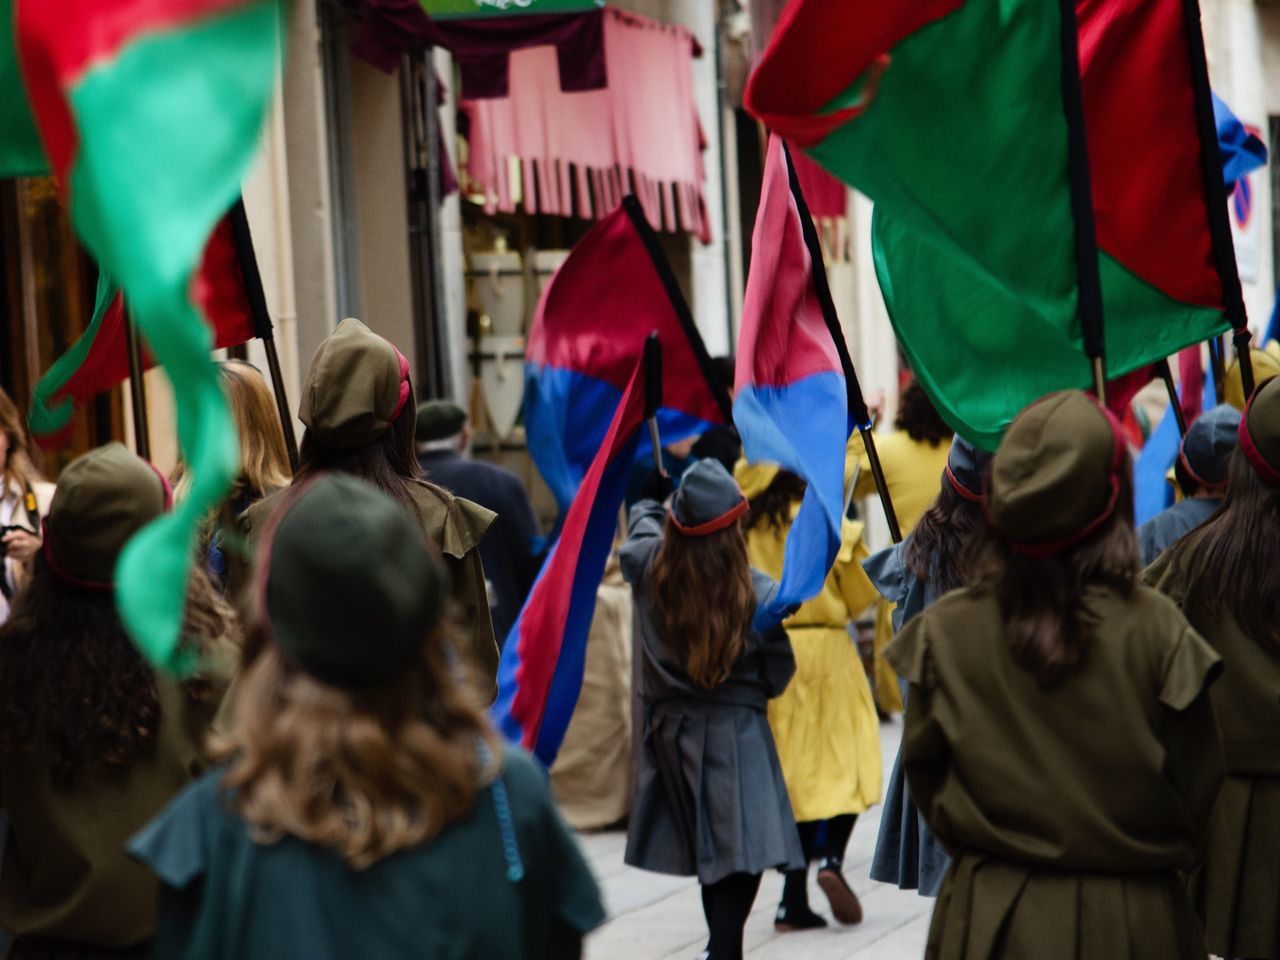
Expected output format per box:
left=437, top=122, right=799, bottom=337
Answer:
left=494, top=355, right=648, bottom=765
left=734, top=136, right=852, bottom=628
left=524, top=197, right=728, bottom=513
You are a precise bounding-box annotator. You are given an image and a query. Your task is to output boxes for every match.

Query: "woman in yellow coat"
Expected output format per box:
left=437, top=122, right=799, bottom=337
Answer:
left=737, top=461, right=882, bottom=932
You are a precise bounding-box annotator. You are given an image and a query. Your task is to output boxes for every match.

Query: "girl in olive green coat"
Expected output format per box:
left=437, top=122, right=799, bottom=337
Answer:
left=1147, top=376, right=1280, bottom=960
left=888, top=391, right=1225, bottom=960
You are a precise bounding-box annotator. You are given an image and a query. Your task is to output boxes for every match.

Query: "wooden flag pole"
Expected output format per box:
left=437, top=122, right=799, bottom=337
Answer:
left=123, top=309, right=151, bottom=461
left=781, top=141, right=902, bottom=543
left=1158, top=359, right=1189, bottom=436
left=228, top=198, right=299, bottom=472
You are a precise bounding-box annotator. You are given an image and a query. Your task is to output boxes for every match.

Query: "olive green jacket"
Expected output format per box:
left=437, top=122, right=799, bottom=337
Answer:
left=243, top=479, right=499, bottom=701
left=886, top=584, right=1224, bottom=960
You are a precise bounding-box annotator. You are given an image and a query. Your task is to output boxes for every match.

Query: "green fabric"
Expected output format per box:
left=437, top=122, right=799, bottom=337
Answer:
left=421, top=0, right=601, bottom=19
left=415, top=399, right=467, bottom=442
left=886, top=585, right=1224, bottom=960
left=129, top=748, right=606, bottom=959
left=985, top=390, right=1117, bottom=546
left=267, top=475, right=448, bottom=688
left=0, top=0, right=47, bottom=177
left=299, top=318, right=406, bottom=450
left=28, top=270, right=120, bottom=439
left=62, top=2, right=280, bottom=671
left=44, top=443, right=167, bottom=585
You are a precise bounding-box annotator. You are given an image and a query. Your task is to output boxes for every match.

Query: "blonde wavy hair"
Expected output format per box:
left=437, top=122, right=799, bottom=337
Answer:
left=215, top=619, right=497, bottom=869
left=0, top=387, right=42, bottom=494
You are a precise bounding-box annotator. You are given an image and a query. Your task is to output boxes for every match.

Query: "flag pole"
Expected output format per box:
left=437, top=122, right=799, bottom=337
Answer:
left=621, top=196, right=733, bottom=425
left=644, top=332, right=667, bottom=477
left=780, top=142, right=902, bottom=543
left=123, top=309, right=151, bottom=461
left=1057, top=0, right=1107, bottom=405
left=1181, top=0, right=1255, bottom=398
left=1158, top=359, right=1189, bottom=436
left=227, top=198, right=299, bottom=472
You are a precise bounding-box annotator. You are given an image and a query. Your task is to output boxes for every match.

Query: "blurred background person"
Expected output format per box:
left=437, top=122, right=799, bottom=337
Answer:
left=0, top=388, right=54, bottom=625
left=132, top=475, right=604, bottom=960
left=737, top=463, right=880, bottom=931
left=415, top=399, right=541, bottom=644
left=0, top=444, right=238, bottom=959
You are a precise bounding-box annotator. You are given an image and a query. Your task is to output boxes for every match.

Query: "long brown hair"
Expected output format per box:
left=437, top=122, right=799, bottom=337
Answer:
left=745, top=470, right=807, bottom=533
left=0, top=387, right=41, bottom=495
left=907, top=481, right=985, bottom=594
left=1165, top=448, right=1280, bottom=652
left=967, top=461, right=1139, bottom=685
left=217, top=615, right=495, bottom=869
left=648, top=516, right=756, bottom=689
left=0, top=560, right=235, bottom=788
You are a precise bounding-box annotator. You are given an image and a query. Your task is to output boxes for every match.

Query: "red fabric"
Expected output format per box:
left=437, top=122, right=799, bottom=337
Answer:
left=462, top=8, right=708, bottom=239
left=58, top=216, right=255, bottom=406
left=736, top=137, right=841, bottom=390
left=1076, top=0, right=1220, bottom=309
left=16, top=0, right=250, bottom=176
left=789, top=148, right=846, bottom=220
left=526, top=202, right=723, bottom=425
left=744, top=0, right=962, bottom=147
left=1179, top=345, right=1204, bottom=423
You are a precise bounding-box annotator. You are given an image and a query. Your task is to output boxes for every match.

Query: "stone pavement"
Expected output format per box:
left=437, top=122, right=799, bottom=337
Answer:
left=578, top=717, right=933, bottom=960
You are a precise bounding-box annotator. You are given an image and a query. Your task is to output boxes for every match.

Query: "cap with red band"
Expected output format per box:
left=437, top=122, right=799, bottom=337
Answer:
left=667, top=459, right=749, bottom=538
left=1239, top=377, right=1280, bottom=487
left=986, top=391, right=1127, bottom=558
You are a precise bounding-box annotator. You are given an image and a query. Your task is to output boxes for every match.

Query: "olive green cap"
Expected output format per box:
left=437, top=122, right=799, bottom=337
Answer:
left=263, top=474, right=448, bottom=688
left=1239, top=376, right=1280, bottom=487
left=415, top=400, right=467, bottom=443
left=987, top=391, right=1124, bottom=557
left=42, top=443, right=168, bottom=587
left=299, top=318, right=412, bottom=450
left=1224, top=348, right=1280, bottom=411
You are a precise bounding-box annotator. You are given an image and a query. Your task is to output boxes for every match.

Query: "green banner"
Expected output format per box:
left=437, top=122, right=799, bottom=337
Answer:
left=421, top=0, right=600, bottom=19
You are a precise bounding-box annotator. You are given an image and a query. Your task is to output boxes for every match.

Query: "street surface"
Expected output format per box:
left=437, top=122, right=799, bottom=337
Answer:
left=580, top=717, right=932, bottom=959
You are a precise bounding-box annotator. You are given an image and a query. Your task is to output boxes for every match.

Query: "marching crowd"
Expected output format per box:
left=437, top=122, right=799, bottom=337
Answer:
left=0, top=316, right=1275, bottom=960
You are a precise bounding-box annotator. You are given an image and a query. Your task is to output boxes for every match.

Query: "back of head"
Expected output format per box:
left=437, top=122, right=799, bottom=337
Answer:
left=0, top=386, right=39, bottom=491
left=973, top=391, right=1138, bottom=685
left=220, top=360, right=292, bottom=499
left=895, top=380, right=953, bottom=446
left=0, top=444, right=228, bottom=787
left=907, top=436, right=992, bottom=590
left=1172, top=377, right=1280, bottom=652
left=650, top=460, right=755, bottom=688
left=296, top=318, right=421, bottom=500
left=1176, top=403, right=1240, bottom=497
left=737, top=461, right=805, bottom=532
left=414, top=399, right=467, bottom=450
left=223, top=473, right=492, bottom=867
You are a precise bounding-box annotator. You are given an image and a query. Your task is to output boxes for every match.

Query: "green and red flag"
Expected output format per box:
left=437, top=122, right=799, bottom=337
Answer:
left=1, top=0, right=281, bottom=670
left=746, top=0, right=1233, bottom=450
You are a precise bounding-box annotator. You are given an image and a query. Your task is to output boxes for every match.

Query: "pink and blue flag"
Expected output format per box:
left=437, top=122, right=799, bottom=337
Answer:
left=494, top=355, right=648, bottom=765
left=735, top=136, right=854, bottom=628
left=524, top=197, right=728, bottom=513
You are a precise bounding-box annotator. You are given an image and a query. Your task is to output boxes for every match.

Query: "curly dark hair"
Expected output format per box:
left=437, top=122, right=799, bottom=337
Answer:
left=895, top=381, right=953, bottom=445
left=905, top=480, right=985, bottom=595
left=0, top=557, right=235, bottom=789
left=745, top=469, right=807, bottom=532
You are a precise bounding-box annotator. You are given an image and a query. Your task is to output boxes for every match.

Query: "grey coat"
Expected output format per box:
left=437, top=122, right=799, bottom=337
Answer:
left=620, top=500, right=803, bottom=884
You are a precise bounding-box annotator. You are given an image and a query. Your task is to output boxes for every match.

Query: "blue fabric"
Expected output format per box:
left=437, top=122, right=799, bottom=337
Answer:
left=1135, top=401, right=1181, bottom=526
left=524, top=364, right=713, bottom=515
left=863, top=540, right=950, bottom=896
left=734, top=371, right=851, bottom=630
left=1212, top=92, right=1268, bottom=191
left=1265, top=291, right=1280, bottom=349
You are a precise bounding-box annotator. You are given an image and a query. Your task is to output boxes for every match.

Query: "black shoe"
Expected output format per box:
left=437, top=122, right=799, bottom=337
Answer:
left=774, top=902, right=828, bottom=932
left=816, top=858, right=863, bottom=925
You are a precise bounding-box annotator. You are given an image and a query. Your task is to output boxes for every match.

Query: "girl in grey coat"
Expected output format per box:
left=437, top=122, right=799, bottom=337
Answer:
left=621, top=460, right=802, bottom=960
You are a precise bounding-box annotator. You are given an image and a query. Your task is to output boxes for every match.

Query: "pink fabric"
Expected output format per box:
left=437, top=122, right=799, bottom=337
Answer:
left=1179, top=345, right=1204, bottom=424
left=790, top=148, right=846, bottom=221
left=462, top=9, right=709, bottom=241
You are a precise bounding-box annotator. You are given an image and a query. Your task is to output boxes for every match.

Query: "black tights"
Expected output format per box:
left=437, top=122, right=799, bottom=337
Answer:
left=781, top=815, right=857, bottom=910
left=700, top=872, right=762, bottom=960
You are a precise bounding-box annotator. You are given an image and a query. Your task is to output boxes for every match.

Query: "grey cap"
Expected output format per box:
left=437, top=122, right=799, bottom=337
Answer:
left=1180, top=404, right=1241, bottom=488
left=945, top=436, right=993, bottom=501
left=667, top=459, right=748, bottom=536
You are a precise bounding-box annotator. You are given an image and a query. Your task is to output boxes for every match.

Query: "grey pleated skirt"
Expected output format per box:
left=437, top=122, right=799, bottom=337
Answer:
left=625, top=700, right=803, bottom=885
